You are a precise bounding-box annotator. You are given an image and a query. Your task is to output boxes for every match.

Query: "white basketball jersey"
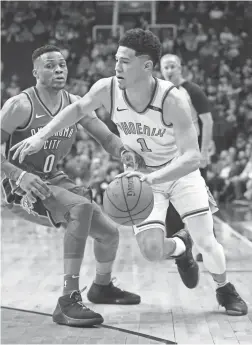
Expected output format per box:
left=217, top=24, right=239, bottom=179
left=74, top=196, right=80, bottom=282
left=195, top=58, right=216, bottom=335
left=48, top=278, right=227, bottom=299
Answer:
left=110, top=77, right=178, bottom=168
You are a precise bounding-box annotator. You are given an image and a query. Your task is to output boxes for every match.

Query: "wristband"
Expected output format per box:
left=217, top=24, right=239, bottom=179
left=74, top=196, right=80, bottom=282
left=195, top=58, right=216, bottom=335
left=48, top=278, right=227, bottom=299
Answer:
left=119, top=147, right=128, bottom=157
left=16, top=171, right=27, bottom=186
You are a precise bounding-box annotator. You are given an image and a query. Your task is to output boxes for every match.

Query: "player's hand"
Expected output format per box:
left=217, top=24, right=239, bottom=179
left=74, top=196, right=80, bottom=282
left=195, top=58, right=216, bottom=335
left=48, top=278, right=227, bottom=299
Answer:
left=115, top=171, right=153, bottom=185
left=19, top=172, right=52, bottom=200
left=10, top=135, right=45, bottom=163
left=121, top=150, right=146, bottom=170
left=199, top=151, right=209, bottom=169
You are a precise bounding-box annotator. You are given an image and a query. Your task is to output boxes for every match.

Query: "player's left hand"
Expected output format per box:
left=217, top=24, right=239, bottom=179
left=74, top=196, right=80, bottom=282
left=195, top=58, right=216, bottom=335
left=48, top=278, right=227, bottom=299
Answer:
left=10, top=134, right=45, bottom=163
left=115, top=171, right=153, bottom=185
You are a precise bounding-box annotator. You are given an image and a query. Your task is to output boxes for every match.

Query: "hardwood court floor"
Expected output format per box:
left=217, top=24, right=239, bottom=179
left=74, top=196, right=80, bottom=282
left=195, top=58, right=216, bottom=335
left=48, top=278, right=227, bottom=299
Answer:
left=1, top=206, right=252, bottom=344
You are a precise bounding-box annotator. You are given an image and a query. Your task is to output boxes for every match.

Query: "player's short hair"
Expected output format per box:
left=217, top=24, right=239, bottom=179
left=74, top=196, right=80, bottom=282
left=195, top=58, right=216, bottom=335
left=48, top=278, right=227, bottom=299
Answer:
left=32, top=45, right=62, bottom=63
left=118, top=28, right=162, bottom=67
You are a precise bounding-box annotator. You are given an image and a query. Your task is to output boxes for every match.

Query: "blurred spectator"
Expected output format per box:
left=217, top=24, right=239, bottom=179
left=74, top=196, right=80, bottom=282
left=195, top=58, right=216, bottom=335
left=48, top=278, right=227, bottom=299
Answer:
left=91, top=166, right=122, bottom=205
left=1, top=1, right=252, bottom=207
left=220, top=26, right=234, bottom=45
left=209, top=5, right=224, bottom=20
left=228, top=150, right=252, bottom=203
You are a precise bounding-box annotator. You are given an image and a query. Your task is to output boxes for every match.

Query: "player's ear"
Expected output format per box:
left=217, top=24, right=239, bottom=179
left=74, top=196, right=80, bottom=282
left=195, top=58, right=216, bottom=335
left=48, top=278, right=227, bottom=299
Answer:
left=32, top=69, right=38, bottom=79
left=144, top=60, right=153, bottom=72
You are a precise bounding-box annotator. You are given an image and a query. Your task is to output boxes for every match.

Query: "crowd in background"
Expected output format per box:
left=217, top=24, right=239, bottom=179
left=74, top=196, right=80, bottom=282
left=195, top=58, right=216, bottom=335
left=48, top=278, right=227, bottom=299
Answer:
left=1, top=1, right=252, bottom=205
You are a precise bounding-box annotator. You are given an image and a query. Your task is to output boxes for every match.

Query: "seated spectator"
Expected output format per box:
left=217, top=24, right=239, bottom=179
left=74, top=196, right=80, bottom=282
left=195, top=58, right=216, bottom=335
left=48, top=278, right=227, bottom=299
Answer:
left=220, top=26, right=234, bottom=46
left=229, top=150, right=252, bottom=203
left=17, top=26, right=34, bottom=42
left=209, top=5, right=224, bottom=20
left=195, top=27, right=208, bottom=45
left=235, top=133, right=247, bottom=154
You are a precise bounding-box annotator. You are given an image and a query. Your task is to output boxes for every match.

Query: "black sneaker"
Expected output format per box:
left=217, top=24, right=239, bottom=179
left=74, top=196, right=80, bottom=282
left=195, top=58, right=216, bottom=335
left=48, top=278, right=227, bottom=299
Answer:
left=216, top=282, right=248, bottom=316
left=87, top=280, right=141, bottom=305
left=172, top=229, right=199, bottom=289
left=53, top=289, right=104, bottom=326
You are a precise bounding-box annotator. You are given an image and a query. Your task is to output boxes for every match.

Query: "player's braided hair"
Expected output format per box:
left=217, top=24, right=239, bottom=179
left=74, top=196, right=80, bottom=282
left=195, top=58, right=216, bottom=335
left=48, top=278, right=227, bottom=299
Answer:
left=118, top=28, right=162, bottom=67
left=32, top=45, right=62, bottom=63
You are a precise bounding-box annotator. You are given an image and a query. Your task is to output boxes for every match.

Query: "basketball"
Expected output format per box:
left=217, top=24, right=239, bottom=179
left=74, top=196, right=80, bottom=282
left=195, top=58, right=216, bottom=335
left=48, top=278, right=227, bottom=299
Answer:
left=103, top=176, right=154, bottom=226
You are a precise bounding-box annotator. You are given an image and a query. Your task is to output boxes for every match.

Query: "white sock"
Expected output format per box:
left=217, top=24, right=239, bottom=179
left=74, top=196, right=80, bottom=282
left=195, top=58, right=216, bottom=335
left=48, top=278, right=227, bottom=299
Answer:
left=216, top=280, right=229, bottom=289
left=171, top=237, right=186, bottom=256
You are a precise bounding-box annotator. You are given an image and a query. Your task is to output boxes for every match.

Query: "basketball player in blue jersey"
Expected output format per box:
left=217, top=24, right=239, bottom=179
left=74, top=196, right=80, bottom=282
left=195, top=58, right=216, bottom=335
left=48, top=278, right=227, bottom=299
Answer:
left=161, top=53, right=216, bottom=262
left=1, top=45, right=141, bottom=327
left=11, top=30, right=248, bottom=315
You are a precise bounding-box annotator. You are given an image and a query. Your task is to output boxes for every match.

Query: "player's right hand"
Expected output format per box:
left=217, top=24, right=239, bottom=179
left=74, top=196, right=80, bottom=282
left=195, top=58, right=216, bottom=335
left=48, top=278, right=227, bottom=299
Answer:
left=19, top=172, right=52, bottom=201
left=10, top=135, right=45, bottom=163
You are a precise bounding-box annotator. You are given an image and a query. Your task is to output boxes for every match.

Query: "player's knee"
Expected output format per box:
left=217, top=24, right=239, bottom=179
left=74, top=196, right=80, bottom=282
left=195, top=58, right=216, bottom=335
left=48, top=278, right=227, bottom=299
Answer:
left=97, top=227, right=119, bottom=246
left=136, top=228, right=164, bottom=262
left=70, top=203, right=93, bottom=222
left=90, top=203, right=119, bottom=244
left=67, top=203, right=94, bottom=237
left=191, top=230, right=217, bottom=253
left=195, top=237, right=216, bottom=254
left=142, top=244, right=163, bottom=261
left=185, top=212, right=215, bottom=253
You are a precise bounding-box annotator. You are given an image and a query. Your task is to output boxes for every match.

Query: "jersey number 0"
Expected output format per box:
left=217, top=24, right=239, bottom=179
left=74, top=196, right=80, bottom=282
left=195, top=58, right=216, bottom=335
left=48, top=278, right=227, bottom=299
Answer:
left=43, top=154, right=55, bottom=173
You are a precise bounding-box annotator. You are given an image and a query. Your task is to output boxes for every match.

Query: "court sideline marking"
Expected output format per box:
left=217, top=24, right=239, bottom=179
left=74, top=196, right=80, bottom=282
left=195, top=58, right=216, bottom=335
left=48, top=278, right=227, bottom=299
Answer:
left=213, top=215, right=252, bottom=249
left=1, top=306, right=177, bottom=344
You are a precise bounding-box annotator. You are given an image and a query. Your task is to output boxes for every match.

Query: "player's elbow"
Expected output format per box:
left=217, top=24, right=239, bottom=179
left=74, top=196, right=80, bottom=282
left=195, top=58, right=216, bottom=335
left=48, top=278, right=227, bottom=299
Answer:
left=75, top=101, right=85, bottom=120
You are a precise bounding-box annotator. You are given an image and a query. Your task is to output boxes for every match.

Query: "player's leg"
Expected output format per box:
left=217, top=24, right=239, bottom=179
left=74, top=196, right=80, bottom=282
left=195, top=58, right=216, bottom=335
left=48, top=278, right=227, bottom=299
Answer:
left=42, top=185, right=104, bottom=326
left=51, top=172, right=140, bottom=305
left=87, top=203, right=140, bottom=305
left=133, top=193, right=184, bottom=261
left=171, top=169, right=248, bottom=315
left=165, top=202, right=199, bottom=289
left=196, top=167, right=215, bottom=261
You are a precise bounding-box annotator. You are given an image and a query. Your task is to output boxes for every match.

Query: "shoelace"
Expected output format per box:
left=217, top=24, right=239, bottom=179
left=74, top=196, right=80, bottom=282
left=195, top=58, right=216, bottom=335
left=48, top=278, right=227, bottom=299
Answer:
left=70, top=286, right=90, bottom=309
left=219, top=284, right=243, bottom=303
left=111, top=277, right=124, bottom=292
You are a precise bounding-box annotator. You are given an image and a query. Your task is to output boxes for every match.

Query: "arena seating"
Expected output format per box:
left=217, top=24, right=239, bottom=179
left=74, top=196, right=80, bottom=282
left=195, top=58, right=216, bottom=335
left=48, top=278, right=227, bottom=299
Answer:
left=1, top=1, right=252, bottom=204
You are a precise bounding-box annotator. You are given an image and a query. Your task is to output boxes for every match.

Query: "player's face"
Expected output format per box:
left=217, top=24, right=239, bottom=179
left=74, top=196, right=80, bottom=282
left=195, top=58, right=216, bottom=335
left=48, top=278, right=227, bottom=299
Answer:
left=34, top=52, right=68, bottom=90
left=161, top=57, right=181, bottom=85
left=115, top=46, right=148, bottom=90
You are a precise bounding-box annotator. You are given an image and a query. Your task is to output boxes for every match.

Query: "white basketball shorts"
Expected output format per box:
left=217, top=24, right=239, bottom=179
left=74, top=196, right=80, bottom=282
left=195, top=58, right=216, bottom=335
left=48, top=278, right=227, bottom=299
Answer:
left=134, top=168, right=218, bottom=235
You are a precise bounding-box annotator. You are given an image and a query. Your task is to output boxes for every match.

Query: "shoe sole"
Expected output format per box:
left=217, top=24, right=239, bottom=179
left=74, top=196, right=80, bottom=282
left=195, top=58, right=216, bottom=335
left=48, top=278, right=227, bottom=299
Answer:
left=88, top=298, right=141, bottom=305
left=226, top=309, right=248, bottom=316
left=53, top=315, right=104, bottom=326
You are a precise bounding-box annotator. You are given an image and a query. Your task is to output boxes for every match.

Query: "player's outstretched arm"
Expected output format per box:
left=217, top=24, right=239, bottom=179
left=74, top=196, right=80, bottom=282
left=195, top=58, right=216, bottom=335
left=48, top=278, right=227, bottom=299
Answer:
left=37, top=79, right=106, bottom=141
left=78, top=111, right=125, bottom=159
left=10, top=78, right=110, bottom=161
left=148, top=88, right=200, bottom=184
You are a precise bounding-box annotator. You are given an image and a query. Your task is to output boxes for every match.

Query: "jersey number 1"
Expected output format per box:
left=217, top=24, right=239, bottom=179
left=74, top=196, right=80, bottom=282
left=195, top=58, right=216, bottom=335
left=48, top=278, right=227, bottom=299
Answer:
left=43, top=154, right=55, bottom=173
left=137, top=138, right=152, bottom=152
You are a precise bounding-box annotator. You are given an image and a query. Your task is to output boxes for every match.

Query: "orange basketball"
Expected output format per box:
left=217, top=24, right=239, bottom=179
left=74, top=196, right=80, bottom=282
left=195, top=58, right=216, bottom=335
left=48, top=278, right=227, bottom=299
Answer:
left=103, top=176, right=154, bottom=226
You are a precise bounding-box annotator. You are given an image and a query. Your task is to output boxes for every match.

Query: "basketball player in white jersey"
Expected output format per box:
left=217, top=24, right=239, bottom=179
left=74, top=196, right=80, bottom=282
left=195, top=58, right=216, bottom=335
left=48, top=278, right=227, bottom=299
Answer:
left=11, top=29, right=247, bottom=315
left=161, top=54, right=216, bottom=262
